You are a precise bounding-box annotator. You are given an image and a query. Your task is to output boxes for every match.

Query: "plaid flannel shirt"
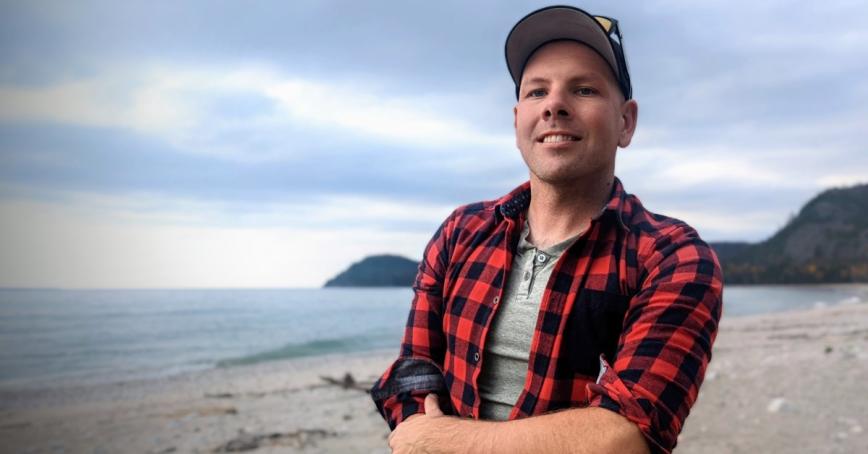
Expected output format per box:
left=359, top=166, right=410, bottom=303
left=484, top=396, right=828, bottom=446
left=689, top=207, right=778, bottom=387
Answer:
left=370, top=177, right=723, bottom=454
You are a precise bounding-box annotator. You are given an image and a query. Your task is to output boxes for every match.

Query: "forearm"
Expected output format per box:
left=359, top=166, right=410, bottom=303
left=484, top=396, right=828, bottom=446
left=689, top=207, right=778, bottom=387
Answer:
left=422, top=407, right=649, bottom=454
left=500, top=407, right=649, bottom=454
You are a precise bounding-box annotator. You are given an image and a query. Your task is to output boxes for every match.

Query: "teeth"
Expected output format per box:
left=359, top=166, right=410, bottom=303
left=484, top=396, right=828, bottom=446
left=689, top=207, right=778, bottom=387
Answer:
left=542, top=134, right=578, bottom=143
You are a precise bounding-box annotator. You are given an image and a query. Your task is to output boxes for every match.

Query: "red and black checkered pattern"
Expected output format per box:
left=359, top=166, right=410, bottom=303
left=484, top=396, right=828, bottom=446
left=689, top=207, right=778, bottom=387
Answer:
left=370, top=177, right=723, bottom=454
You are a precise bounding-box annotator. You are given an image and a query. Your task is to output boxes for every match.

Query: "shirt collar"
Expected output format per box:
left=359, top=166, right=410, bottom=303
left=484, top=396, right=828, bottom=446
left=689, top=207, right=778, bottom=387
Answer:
left=495, top=176, right=629, bottom=232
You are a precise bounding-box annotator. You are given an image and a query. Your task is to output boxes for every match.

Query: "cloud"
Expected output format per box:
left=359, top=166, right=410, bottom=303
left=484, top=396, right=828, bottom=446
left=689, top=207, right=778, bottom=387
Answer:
left=0, top=68, right=195, bottom=135
left=0, top=122, right=523, bottom=209
left=618, top=147, right=793, bottom=190
left=664, top=208, right=788, bottom=242
left=0, top=1, right=514, bottom=90
left=263, top=78, right=512, bottom=151
left=0, top=179, right=458, bottom=233
left=0, top=64, right=513, bottom=163
left=0, top=195, right=434, bottom=289
left=817, top=174, right=868, bottom=188
left=2, top=0, right=868, bottom=287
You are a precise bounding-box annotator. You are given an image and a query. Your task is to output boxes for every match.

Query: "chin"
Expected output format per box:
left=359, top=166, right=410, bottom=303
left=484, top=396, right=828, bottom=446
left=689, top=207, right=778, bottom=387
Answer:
left=532, top=171, right=583, bottom=186
left=531, top=163, right=607, bottom=186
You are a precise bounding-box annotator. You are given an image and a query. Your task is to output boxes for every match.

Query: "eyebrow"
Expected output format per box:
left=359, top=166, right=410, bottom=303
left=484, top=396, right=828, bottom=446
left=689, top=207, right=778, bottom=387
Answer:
left=522, top=74, right=607, bottom=86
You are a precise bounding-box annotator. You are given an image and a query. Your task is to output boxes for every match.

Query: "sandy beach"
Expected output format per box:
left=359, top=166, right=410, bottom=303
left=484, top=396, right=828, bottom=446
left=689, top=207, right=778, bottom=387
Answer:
left=2, top=302, right=867, bottom=454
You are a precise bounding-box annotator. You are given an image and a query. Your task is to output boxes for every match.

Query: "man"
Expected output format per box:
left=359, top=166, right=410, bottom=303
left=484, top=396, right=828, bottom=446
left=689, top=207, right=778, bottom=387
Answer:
left=371, top=5, right=723, bottom=454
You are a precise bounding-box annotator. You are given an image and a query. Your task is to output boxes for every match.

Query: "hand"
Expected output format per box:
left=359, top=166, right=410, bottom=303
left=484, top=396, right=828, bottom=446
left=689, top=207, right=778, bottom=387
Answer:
left=388, top=393, right=456, bottom=454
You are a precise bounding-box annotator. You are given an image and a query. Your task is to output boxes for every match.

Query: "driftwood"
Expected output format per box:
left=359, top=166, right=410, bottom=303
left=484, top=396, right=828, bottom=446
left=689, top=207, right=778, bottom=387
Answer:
left=205, top=372, right=374, bottom=398
left=214, top=429, right=338, bottom=452
left=318, top=372, right=374, bottom=393
left=204, top=387, right=303, bottom=399
left=204, top=392, right=235, bottom=399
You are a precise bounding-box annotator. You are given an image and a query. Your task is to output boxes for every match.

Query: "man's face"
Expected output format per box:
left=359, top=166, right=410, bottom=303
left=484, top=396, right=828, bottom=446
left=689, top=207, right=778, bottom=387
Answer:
left=513, top=40, right=637, bottom=186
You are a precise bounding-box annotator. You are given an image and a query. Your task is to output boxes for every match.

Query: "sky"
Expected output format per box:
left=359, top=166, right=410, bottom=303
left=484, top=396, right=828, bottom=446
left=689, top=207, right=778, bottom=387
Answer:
left=1, top=0, right=867, bottom=288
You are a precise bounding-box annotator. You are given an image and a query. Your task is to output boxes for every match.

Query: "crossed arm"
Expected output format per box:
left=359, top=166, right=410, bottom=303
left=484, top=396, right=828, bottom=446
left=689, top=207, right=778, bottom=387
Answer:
left=388, top=394, right=650, bottom=454
left=374, top=215, right=723, bottom=454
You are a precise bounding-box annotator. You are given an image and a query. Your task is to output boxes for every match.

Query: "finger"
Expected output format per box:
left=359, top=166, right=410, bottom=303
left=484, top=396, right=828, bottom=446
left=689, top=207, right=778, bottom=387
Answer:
left=389, top=414, right=416, bottom=446
left=424, top=393, right=443, bottom=417
left=389, top=429, right=403, bottom=453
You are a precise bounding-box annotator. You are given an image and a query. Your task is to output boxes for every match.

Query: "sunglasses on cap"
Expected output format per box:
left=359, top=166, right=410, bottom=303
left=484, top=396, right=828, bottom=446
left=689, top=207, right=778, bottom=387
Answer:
left=592, top=15, right=632, bottom=100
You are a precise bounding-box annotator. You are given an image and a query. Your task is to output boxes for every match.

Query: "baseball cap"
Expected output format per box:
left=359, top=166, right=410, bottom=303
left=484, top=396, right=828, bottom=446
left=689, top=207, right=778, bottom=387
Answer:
left=505, top=5, right=632, bottom=100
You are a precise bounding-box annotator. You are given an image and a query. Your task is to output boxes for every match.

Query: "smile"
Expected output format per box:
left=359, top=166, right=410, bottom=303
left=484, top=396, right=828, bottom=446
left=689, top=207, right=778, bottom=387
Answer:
left=539, top=134, right=580, bottom=143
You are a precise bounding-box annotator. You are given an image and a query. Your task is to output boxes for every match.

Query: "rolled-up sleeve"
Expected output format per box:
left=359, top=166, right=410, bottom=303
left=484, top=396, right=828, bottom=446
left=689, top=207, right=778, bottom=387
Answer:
left=587, top=224, right=723, bottom=453
left=370, top=358, right=448, bottom=429
left=370, top=212, right=455, bottom=429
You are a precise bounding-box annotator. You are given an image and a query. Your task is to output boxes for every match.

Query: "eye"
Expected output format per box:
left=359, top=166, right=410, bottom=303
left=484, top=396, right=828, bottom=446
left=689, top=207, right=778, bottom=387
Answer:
left=526, top=88, right=546, bottom=98
left=575, top=87, right=597, bottom=96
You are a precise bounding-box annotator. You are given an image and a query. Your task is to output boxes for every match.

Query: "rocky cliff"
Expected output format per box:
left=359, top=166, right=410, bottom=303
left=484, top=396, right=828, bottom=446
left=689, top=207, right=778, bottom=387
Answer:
left=710, top=183, right=868, bottom=284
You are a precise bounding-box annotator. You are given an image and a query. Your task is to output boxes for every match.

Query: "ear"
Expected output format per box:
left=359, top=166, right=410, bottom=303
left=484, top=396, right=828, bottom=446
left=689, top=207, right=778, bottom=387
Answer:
left=513, top=105, right=518, bottom=130
left=618, top=99, right=639, bottom=148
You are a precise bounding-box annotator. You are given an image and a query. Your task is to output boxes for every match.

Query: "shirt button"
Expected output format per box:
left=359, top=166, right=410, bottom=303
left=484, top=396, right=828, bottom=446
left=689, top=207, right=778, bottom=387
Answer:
left=523, top=271, right=531, bottom=280
left=536, top=253, right=547, bottom=264
left=473, top=352, right=480, bottom=362
left=493, top=296, right=500, bottom=305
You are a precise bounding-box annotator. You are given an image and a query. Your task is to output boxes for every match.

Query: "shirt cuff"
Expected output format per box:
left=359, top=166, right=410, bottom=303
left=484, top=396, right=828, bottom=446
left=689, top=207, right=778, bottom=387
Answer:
left=381, top=392, right=427, bottom=430
left=370, top=357, right=448, bottom=430
left=586, top=355, right=672, bottom=454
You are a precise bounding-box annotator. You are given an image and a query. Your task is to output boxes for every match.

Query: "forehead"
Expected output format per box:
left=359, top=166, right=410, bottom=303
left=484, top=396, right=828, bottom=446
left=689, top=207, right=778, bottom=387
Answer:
left=520, top=40, right=616, bottom=84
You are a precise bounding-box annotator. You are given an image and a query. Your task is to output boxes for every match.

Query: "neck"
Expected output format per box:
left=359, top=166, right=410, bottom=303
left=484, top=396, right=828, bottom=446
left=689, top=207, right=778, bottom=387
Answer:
left=525, top=173, right=614, bottom=250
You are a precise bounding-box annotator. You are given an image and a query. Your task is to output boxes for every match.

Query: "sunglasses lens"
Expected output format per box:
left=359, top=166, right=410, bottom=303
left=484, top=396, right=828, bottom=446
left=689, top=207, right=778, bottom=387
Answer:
left=594, top=16, right=613, bottom=33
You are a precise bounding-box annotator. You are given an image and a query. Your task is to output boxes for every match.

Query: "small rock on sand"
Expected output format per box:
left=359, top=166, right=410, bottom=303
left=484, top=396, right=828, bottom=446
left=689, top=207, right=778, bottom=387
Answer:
left=766, top=397, right=790, bottom=413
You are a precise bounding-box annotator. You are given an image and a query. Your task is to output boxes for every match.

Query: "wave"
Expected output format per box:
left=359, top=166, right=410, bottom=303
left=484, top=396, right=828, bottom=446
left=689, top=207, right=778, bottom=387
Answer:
left=215, top=333, right=395, bottom=368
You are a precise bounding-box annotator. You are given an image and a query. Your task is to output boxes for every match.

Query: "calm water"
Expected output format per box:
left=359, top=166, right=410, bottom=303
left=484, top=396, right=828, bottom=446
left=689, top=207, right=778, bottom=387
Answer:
left=0, top=285, right=866, bottom=390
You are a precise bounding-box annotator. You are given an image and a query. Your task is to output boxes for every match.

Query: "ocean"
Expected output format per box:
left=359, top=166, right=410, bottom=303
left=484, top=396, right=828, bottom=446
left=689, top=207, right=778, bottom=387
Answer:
left=1, top=284, right=866, bottom=390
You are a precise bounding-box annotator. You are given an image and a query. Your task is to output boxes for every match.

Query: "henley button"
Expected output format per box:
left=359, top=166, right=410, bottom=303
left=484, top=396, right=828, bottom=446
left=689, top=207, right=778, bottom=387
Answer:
left=536, top=253, right=547, bottom=264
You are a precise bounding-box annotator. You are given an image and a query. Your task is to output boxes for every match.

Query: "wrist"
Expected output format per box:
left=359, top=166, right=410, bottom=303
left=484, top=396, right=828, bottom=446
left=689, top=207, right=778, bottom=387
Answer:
left=417, top=417, right=496, bottom=454
left=460, top=418, right=501, bottom=454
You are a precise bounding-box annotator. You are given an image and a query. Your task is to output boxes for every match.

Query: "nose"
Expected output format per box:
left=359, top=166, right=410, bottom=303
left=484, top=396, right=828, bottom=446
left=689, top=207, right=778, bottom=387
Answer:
left=542, top=91, right=571, bottom=120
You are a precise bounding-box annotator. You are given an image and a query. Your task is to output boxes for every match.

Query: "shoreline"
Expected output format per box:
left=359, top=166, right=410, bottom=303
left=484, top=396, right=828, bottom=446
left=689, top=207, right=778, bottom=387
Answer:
left=2, top=303, right=867, bottom=453
left=2, top=284, right=866, bottom=396
left=0, top=348, right=397, bottom=410
left=3, top=291, right=863, bottom=395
